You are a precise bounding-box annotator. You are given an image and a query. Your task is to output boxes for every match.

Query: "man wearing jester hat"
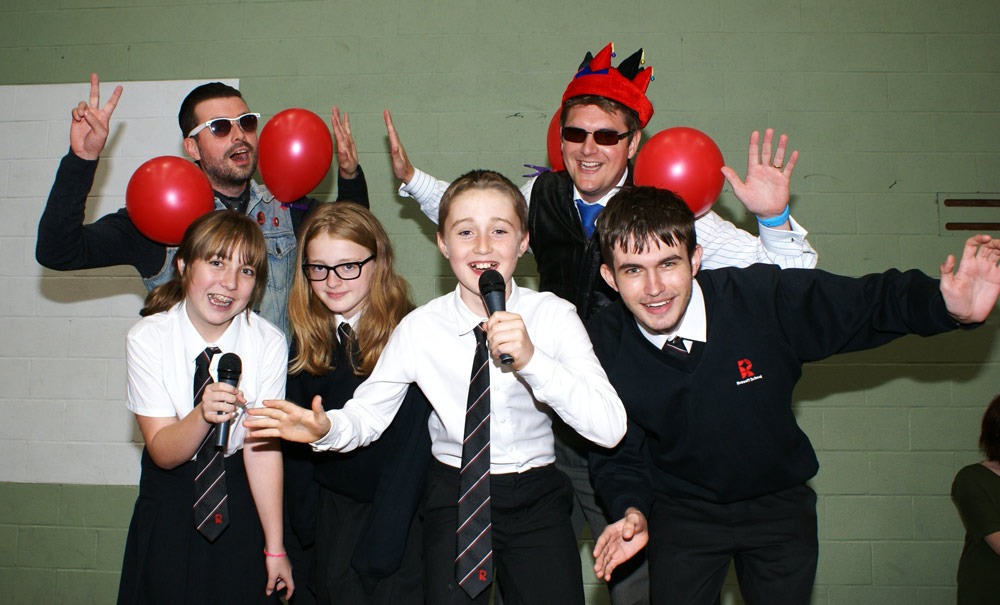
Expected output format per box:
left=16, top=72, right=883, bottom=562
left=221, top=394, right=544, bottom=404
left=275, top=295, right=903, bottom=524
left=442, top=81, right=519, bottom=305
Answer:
left=386, top=42, right=817, bottom=603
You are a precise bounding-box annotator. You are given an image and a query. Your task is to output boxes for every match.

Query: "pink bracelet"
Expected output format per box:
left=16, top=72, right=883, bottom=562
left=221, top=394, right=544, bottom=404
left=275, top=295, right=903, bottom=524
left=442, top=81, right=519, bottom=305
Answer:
left=263, top=549, right=287, bottom=558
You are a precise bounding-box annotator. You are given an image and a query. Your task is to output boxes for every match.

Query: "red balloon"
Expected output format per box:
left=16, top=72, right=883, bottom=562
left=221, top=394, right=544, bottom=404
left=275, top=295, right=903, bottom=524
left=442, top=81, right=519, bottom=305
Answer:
left=258, top=108, right=333, bottom=202
left=633, top=127, right=725, bottom=217
left=546, top=108, right=565, bottom=172
left=126, top=156, right=214, bottom=245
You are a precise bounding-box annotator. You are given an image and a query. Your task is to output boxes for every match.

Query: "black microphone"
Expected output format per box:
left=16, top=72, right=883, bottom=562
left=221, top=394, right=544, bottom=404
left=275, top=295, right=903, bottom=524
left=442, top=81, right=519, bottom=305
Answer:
left=478, top=269, right=514, bottom=365
left=215, top=353, right=242, bottom=449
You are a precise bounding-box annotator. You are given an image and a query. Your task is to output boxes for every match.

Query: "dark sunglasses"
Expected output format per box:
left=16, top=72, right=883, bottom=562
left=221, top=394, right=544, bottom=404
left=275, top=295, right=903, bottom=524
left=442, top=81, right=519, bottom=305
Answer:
left=561, top=126, right=633, bottom=146
left=188, top=112, right=261, bottom=138
left=302, top=255, right=376, bottom=281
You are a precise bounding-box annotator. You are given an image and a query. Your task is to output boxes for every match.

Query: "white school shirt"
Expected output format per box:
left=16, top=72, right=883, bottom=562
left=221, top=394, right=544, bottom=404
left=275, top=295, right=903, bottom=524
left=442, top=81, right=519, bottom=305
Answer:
left=312, top=280, right=627, bottom=473
left=126, top=301, right=288, bottom=456
left=400, top=167, right=818, bottom=269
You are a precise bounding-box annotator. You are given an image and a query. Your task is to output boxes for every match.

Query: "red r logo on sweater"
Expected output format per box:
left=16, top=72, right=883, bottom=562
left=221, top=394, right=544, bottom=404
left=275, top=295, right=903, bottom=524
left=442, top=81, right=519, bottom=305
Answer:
left=737, top=359, right=754, bottom=379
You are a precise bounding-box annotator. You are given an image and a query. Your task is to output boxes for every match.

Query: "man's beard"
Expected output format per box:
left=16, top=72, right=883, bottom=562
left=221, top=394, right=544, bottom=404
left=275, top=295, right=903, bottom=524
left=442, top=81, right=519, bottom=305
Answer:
left=201, top=144, right=257, bottom=190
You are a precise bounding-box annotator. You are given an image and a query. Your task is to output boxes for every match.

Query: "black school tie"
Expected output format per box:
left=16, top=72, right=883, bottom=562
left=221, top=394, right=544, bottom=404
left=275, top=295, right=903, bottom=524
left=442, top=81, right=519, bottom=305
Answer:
left=338, top=322, right=359, bottom=369
left=193, top=346, right=229, bottom=541
left=663, top=336, right=688, bottom=357
left=456, top=325, right=493, bottom=598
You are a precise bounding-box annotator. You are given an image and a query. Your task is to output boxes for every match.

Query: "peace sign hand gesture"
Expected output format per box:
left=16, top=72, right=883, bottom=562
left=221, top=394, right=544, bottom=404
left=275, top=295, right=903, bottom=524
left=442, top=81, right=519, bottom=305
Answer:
left=70, top=73, right=123, bottom=161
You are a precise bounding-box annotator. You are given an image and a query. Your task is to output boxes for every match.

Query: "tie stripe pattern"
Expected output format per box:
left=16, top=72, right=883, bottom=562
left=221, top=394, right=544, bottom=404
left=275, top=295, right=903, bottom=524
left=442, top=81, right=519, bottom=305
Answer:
left=338, top=322, right=360, bottom=369
left=193, top=346, right=229, bottom=541
left=456, top=325, right=493, bottom=597
left=663, top=336, right=687, bottom=354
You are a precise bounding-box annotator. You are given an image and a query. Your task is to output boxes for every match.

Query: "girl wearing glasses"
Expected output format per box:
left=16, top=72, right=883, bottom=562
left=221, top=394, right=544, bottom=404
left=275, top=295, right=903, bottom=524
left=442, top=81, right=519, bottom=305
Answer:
left=118, top=211, right=292, bottom=604
left=282, top=203, right=431, bottom=604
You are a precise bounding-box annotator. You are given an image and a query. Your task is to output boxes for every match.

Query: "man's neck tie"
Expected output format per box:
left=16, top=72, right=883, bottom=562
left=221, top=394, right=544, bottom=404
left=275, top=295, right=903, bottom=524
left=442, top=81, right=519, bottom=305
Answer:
left=663, top=336, right=689, bottom=357
left=193, top=346, right=229, bottom=541
left=456, top=325, right=493, bottom=598
left=576, top=199, right=603, bottom=239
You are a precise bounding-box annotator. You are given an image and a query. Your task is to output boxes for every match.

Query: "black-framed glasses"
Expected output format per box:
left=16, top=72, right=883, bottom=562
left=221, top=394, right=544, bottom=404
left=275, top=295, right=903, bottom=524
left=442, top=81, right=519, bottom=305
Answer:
left=188, top=113, right=261, bottom=138
left=561, top=126, right=633, bottom=146
left=302, top=255, right=375, bottom=281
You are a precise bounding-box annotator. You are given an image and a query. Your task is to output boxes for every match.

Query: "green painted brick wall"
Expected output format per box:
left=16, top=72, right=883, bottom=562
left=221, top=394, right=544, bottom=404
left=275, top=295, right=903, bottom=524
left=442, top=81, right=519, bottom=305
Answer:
left=0, top=484, right=135, bottom=604
left=2, top=0, right=999, bottom=603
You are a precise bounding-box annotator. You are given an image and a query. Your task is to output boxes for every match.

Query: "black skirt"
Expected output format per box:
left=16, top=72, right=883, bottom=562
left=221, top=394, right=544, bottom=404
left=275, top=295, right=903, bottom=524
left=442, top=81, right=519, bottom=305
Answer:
left=117, top=447, right=281, bottom=605
left=310, top=487, right=424, bottom=604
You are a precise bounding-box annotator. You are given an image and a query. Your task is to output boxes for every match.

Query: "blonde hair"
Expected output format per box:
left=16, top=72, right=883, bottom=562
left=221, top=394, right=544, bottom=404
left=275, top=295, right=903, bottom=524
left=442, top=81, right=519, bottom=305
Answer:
left=288, top=203, right=414, bottom=376
left=140, top=211, right=267, bottom=318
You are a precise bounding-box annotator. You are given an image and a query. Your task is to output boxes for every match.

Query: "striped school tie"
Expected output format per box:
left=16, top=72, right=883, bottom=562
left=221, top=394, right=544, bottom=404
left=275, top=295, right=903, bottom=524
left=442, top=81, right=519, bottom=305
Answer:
left=193, top=346, right=229, bottom=541
left=456, top=325, right=493, bottom=598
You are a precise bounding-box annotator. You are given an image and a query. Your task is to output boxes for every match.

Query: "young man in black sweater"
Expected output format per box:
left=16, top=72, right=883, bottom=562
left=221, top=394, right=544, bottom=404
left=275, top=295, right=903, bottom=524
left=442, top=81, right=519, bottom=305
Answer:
left=586, top=186, right=1000, bottom=605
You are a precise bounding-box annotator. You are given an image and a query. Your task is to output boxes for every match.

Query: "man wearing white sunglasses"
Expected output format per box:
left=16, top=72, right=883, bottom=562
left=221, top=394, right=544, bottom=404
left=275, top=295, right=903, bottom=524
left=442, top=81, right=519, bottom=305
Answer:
left=36, top=74, right=368, bottom=340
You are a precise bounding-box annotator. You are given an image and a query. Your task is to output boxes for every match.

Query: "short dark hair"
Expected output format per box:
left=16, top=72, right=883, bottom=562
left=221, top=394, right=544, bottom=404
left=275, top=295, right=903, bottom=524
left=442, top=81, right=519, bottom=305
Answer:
left=562, top=94, right=642, bottom=136
left=178, top=82, right=244, bottom=137
left=596, top=186, right=697, bottom=266
left=437, top=169, right=528, bottom=236
left=980, top=394, right=1000, bottom=462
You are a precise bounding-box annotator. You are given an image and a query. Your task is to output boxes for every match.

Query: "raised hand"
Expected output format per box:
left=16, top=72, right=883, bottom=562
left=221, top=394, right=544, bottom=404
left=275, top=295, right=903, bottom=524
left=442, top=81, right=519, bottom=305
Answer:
left=331, top=106, right=359, bottom=179
left=384, top=109, right=415, bottom=183
left=70, top=73, right=123, bottom=161
left=940, top=234, right=1000, bottom=324
left=720, top=128, right=798, bottom=226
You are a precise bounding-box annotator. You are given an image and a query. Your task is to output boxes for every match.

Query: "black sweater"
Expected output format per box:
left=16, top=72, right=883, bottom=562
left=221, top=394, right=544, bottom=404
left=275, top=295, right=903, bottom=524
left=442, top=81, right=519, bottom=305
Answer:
left=588, top=264, right=965, bottom=519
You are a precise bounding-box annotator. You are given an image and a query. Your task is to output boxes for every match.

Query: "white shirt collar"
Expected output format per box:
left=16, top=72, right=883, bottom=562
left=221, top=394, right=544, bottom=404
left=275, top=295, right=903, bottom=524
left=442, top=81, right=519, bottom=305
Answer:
left=449, top=279, right=522, bottom=337
left=179, top=300, right=242, bottom=366
left=335, top=312, right=361, bottom=334
left=572, top=168, right=630, bottom=208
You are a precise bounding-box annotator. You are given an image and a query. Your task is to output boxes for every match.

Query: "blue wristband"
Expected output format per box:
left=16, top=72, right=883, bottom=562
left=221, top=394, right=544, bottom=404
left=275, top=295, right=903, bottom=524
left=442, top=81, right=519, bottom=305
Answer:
left=757, top=206, right=790, bottom=228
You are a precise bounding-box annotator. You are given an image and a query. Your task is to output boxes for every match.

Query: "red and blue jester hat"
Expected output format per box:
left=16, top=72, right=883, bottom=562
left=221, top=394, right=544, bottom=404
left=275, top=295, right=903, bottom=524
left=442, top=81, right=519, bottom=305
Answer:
left=561, top=42, right=655, bottom=128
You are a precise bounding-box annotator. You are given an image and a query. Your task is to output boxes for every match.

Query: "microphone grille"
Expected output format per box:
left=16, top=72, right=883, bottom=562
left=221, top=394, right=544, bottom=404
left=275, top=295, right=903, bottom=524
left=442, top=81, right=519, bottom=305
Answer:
left=478, top=269, right=506, bottom=295
left=218, top=352, right=242, bottom=376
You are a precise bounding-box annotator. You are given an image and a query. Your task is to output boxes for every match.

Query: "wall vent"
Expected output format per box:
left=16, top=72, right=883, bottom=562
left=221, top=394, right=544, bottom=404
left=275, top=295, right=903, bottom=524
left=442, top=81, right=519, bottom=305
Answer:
left=937, top=194, right=1000, bottom=235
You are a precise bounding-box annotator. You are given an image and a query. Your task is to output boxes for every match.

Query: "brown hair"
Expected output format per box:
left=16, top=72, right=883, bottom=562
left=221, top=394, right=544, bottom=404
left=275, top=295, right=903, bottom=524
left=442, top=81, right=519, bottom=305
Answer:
left=288, top=203, right=414, bottom=376
left=140, top=211, right=268, bottom=318
left=981, top=394, right=1000, bottom=462
left=596, top=186, right=698, bottom=268
left=437, top=169, right=528, bottom=236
